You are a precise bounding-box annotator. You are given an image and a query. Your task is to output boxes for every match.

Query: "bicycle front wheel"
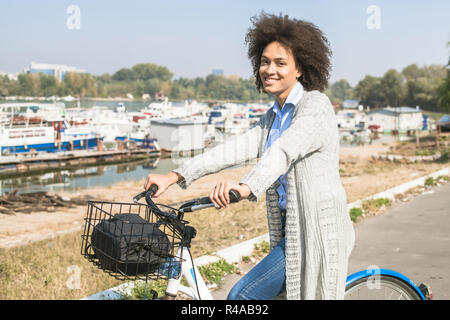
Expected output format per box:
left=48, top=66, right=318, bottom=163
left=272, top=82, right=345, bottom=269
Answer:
left=345, top=275, right=422, bottom=300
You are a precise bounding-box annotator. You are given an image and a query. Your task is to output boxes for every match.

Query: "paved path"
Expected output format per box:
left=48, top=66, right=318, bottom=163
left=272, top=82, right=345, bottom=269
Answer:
left=212, top=182, right=450, bottom=300
left=348, top=181, right=450, bottom=299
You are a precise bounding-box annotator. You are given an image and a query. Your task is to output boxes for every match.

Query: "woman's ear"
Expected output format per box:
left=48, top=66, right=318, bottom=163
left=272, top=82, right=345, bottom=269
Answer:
left=296, top=65, right=302, bottom=80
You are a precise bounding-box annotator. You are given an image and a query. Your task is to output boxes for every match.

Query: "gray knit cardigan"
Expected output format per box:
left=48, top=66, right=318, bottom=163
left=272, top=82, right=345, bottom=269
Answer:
left=173, top=90, right=355, bottom=300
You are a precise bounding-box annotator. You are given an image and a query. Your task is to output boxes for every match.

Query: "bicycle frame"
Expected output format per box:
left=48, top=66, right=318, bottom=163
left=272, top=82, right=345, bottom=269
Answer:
left=165, top=246, right=214, bottom=300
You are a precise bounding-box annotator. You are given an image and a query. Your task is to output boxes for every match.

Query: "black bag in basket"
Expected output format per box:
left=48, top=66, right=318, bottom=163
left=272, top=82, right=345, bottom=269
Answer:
left=90, top=213, right=171, bottom=276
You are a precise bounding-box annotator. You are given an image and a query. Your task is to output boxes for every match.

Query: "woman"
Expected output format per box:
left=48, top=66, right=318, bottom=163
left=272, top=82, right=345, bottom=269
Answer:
left=144, top=12, right=355, bottom=300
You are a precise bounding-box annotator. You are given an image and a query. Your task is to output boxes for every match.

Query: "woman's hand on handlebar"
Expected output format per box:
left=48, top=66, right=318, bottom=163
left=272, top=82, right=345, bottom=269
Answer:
left=144, top=172, right=181, bottom=198
left=209, top=181, right=251, bottom=209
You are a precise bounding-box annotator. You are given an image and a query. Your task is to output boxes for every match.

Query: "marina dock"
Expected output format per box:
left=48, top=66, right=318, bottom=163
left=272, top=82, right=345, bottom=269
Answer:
left=0, top=149, right=161, bottom=176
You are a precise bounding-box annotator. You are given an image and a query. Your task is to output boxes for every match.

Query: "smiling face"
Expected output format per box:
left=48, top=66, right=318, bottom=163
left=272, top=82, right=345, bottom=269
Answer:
left=259, top=41, right=302, bottom=106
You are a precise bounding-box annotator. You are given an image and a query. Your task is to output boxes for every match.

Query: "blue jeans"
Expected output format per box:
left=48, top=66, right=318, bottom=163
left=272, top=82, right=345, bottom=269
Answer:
left=227, top=237, right=286, bottom=300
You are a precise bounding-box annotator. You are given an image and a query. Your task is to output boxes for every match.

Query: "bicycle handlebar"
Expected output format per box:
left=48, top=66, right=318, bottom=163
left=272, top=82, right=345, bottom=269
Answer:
left=178, top=189, right=241, bottom=213
left=133, top=184, right=241, bottom=213
left=132, top=184, right=241, bottom=244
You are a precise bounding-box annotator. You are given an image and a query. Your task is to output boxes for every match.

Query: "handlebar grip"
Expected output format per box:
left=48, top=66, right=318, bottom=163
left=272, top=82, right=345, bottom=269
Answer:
left=178, top=189, right=241, bottom=213
left=133, top=185, right=159, bottom=205
left=196, top=189, right=241, bottom=205
left=148, top=184, right=158, bottom=197
left=145, top=184, right=159, bottom=205
left=229, top=189, right=241, bottom=203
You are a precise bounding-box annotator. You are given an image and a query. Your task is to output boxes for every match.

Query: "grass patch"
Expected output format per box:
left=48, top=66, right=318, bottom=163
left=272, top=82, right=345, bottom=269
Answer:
left=349, top=198, right=392, bottom=222
left=349, top=207, right=364, bottom=222
left=361, top=198, right=392, bottom=216
left=366, top=197, right=391, bottom=208
left=254, top=240, right=270, bottom=254
left=424, top=177, right=435, bottom=186
left=198, top=259, right=236, bottom=285
left=0, top=232, right=123, bottom=300
left=425, top=175, right=449, bottom=187
left=127, top=279, right=168, bottom=300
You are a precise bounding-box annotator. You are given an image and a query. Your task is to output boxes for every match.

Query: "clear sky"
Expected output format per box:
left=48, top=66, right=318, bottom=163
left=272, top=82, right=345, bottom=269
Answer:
left=0, top=0, right=449, bottom=86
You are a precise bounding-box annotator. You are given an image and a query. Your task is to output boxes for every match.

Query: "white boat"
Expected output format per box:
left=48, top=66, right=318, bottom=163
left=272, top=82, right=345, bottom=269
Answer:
left=0, top=102, right=101, bottom=154
left=65, top=105, right=133, bottom=143
left=141, top=98, right=210, bottom=121
left=210, top=103, right=251, bottom=135
left=65, top=103, right=160, bottom=151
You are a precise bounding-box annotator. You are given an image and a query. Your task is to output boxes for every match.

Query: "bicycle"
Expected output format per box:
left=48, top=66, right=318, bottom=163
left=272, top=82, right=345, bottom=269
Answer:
left=81, top=185, right=432, bottom=300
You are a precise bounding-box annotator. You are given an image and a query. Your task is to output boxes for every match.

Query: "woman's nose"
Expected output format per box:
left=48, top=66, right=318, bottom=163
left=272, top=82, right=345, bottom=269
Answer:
left=263, top=62, right=276, bottom=75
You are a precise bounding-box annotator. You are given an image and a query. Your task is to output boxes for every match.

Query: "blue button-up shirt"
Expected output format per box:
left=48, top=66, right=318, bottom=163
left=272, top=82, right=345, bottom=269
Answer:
left=265, top=81, right=304, bottom=210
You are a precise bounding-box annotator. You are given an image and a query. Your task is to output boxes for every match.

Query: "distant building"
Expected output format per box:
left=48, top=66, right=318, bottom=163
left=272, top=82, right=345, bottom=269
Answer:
left=367, top=106, right=423, bottom=132
left=24, top=62, right=85, bottom=81
left=212, top=69, right=224, bottom=76
left=149, top=119, right=207, bottom=152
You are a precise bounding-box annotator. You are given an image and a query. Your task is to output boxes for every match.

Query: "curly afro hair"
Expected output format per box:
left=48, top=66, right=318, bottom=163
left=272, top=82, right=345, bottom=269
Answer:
left=245, top=12, right=332, bottom=93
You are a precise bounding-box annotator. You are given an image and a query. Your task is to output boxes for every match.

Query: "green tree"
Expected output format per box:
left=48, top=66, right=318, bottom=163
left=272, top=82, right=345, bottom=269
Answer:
left=80, top=73, right=98, bottom=97
left=402, top=64, right=422, bottom=106
left=415, top=64, right=446, bottom=110
left=354, top=75, right=383, bottom=108
left=169, top=81, right=186, bottom=99
left=0, top=75, right=10, bottom=96
left=329, top=79, right=354, bottom=104
left=439, top=73, right=450, bottom=113
left=379, top=69, right=406, bottom=107
left=438, top=41, right=450, bottom=113
left=40, top=74, right=58, bottom=97
left=403, top=63, right=446, bottom=111
left=112, top=68, right=135, bottom=81
left=62, top=72, right=83, bottom=96
left=17, top=73, right=41, bottom=96
left=132, top=63, right=173, bottom=81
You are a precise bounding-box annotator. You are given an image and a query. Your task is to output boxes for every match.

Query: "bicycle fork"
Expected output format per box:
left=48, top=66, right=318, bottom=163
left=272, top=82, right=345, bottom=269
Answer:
left=164, top=246, right=214, bottom=300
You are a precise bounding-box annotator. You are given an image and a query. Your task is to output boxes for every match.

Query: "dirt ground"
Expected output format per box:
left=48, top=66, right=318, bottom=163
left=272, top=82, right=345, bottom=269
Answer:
left=0, top=142, right=448, bottom=249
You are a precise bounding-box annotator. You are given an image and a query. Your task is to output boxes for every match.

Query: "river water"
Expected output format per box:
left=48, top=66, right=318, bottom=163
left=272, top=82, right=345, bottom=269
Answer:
left=0, top=157, right=186, bottom=196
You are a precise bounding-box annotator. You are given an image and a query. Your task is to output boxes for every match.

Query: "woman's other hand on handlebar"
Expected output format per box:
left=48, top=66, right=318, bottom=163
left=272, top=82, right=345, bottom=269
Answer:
left=209, top=182, right=251, bottom=209
left=144, top=172, right=181, bottom=198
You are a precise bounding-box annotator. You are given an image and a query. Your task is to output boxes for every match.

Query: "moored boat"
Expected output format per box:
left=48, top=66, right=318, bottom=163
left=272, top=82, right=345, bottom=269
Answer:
left=0, top=102, right=101, bottom=155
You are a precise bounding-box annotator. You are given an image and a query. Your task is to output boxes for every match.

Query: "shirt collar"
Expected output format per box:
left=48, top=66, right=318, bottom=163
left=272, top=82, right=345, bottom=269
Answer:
left=272, top=81, right=304, bottom=114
